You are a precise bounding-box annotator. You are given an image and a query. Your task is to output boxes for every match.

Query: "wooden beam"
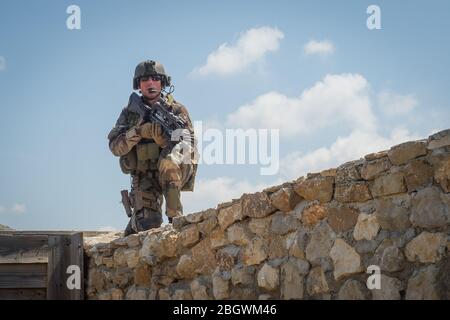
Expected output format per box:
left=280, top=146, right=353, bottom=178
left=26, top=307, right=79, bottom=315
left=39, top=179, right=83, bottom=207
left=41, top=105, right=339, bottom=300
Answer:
left=0, top=288, right=46, bottom=300
left=0, top=263, right=47, bottom=289
left=0, top=263, right=47, bottom=274
left=47, top=233, right=84, bottom=300
left=0, top=235, right=49, bottom=264
left=0, top=273, right=46, bottom=289
left=0, top=232, right=86, bottom=300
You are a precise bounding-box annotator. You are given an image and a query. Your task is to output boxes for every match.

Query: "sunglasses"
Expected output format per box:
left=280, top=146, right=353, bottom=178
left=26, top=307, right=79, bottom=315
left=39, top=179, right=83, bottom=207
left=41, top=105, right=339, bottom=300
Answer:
left=140, top=75, right=162, bottom=82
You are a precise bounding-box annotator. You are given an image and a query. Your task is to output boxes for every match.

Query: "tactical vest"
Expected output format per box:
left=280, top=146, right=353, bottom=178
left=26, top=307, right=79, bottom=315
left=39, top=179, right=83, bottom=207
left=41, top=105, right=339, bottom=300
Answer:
left=118, top=95, right=197, bottom=191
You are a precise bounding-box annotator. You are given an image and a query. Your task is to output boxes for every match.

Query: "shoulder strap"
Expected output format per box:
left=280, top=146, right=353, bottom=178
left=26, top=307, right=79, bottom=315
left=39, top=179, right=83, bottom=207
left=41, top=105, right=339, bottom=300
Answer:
left=126, top=92, right=147, bottom=118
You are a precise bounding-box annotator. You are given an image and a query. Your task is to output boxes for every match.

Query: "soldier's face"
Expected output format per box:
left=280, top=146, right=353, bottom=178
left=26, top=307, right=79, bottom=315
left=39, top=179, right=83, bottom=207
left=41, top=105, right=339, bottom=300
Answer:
left=139, top=75, right=162, bottom=101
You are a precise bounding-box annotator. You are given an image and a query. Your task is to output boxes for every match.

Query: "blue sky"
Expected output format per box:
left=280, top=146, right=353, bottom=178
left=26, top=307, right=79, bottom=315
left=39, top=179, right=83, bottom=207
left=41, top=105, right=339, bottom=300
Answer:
left=1, top=0, right=449, bottom=231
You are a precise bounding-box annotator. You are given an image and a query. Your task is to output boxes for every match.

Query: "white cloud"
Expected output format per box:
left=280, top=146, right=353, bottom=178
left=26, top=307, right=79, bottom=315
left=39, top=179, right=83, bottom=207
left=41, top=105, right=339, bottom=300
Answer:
left=222, top=73, right=423, bottom=180
left=0, top=56, right=5, bottom=71
left=191, top=26, right=284, bottom=76
left=183, top=176, right=280, bottom=213
left=189, top=72, right=424, bottom=212
left=226, top=73, right=377, bottom=137
left=280, top=127, right=421, bottom=180
left=378, top=91, right=418, bottom=116
left=11, top=203, right=26, bottom=214
left=304, top=40, right=335, bottom=56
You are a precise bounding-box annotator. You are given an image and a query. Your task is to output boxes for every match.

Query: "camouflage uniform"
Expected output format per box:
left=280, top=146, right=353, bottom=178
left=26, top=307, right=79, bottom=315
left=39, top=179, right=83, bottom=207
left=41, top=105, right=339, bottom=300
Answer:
left=108, top=93, right=197, bottom=236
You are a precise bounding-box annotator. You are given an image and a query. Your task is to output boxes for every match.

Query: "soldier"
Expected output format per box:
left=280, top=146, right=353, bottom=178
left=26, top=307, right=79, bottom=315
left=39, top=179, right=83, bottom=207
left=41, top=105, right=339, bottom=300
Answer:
left=108, top=60, right=197, bottom=236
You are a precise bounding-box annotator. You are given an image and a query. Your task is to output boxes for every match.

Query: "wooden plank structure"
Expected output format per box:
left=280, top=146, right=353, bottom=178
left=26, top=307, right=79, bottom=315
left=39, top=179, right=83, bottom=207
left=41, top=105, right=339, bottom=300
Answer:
left=0, top=231, right=105, bottom=300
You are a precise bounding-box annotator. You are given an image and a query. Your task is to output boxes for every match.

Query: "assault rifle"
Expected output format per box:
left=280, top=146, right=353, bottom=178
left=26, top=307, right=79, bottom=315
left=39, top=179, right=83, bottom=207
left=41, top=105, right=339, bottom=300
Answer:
left=128, top=92, right=186, bottom=139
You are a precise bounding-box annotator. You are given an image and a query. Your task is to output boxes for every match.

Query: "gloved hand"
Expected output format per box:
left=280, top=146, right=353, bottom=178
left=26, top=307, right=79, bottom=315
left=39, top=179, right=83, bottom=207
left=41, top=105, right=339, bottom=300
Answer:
left=124, top=127, right=141, bottom=145
left=138, top=122, right=154, bottom=139
left=139, top=123, right=168, bottom=147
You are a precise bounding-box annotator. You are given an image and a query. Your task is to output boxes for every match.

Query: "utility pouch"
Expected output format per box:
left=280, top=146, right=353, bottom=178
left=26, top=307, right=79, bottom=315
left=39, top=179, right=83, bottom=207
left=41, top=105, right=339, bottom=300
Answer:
left=136, top=143, right=160, bottom=161
left=136, top=143, right=160, bottom=172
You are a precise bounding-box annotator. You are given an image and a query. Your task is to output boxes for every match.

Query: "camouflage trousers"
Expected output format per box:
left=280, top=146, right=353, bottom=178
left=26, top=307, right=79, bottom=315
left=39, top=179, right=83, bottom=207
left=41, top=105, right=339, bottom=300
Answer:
left=124, top=144, right=194, bottom=236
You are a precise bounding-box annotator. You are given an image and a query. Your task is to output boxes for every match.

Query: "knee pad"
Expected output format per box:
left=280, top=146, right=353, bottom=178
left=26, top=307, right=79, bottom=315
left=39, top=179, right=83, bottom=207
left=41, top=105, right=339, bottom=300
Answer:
left=165, top=185, right=182, bottom=217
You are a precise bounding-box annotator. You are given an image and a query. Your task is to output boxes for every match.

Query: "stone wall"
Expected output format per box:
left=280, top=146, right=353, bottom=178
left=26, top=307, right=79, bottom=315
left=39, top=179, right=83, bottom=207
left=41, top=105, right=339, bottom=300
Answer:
left=84, top=129, right=450, bottom=300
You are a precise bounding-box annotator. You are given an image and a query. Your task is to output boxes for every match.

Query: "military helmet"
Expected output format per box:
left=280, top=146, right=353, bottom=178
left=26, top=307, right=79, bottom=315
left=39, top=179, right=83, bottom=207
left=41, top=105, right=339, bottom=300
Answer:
left=133, top=60, right=171, bottom=90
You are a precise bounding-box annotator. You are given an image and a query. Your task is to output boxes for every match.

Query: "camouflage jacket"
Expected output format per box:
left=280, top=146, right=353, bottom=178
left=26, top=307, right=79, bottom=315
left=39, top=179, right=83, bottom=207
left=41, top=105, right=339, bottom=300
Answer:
left=107, top=93, right=198, bottom=189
